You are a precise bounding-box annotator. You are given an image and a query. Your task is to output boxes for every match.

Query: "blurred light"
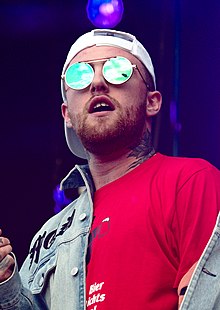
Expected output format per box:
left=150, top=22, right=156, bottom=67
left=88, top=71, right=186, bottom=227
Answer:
left=53, top=185, right=71, bottom=214
left=170, top=100, right=182, bottom=132
left=86, top=0, right=124, bottom=28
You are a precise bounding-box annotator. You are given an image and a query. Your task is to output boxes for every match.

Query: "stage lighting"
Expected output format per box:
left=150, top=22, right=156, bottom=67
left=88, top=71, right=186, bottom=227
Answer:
left=87, top=0, right=124, bottom=28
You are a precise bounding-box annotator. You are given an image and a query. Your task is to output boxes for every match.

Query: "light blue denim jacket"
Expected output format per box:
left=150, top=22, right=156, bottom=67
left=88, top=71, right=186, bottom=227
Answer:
left=0, top=164, right=219, bottom=309
left=180, top=212, right=220, bottom=310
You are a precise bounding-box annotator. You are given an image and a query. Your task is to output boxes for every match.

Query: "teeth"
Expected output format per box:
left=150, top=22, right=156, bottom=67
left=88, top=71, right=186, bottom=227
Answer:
left=94, top=102, right=109, bottom=109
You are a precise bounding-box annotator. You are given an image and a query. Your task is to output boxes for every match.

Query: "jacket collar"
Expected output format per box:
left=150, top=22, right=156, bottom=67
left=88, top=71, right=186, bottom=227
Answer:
left=60, top=164, right=94, bottom=192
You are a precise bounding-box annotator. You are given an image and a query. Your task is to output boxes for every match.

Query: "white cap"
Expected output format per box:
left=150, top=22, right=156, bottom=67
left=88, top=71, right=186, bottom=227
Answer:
left=61, top=29, right=156, bottom=159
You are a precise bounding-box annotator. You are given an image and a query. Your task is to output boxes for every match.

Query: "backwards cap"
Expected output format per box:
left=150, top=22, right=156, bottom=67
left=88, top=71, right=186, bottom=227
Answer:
left=61, top=29, right=156, bottom=159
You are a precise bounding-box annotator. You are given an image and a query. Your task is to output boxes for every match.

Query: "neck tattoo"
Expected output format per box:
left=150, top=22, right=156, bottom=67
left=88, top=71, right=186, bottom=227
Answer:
left=127, top=130, right=155, bottom=170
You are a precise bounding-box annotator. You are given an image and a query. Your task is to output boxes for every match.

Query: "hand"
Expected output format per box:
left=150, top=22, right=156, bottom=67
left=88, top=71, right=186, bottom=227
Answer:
left=0, top=229, right=15, bottom=282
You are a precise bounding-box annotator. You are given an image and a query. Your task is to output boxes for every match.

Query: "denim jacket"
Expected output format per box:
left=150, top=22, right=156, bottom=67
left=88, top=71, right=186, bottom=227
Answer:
left=179, top=212, right=220, bottom=310
left=0, top=164, right=219, bottom=309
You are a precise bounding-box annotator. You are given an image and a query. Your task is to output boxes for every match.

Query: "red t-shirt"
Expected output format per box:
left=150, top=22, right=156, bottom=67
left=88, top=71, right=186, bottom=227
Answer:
left=86, top=153, right=220, bottom=310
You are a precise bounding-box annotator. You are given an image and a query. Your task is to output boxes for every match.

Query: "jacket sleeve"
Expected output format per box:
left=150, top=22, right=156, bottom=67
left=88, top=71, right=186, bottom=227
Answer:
left=0, top=254, right=47, bottom=309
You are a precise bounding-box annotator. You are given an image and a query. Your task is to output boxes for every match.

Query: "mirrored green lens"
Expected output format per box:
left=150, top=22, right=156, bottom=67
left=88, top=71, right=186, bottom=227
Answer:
left=65, top=62, right=94, bottom=90
left=103, top=56, right=133, bottom=85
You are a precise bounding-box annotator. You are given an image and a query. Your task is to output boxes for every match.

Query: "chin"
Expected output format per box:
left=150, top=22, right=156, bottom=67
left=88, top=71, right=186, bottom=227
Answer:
left=76, top=104, right=147, bottom=155
left=79, top=126, right=143, bottom=157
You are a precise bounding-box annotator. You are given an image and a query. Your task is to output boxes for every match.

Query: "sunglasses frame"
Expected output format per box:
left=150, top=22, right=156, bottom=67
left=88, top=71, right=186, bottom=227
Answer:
left=62, top=56, right=150, bottom=91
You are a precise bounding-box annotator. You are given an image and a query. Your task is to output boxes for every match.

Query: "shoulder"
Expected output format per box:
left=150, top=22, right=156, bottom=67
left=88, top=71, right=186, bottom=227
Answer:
left=151, top=153, right=220, bottom=192
left=34, top=201, right=76, bottom=236
left=156, top=153, right=219, bottom=176
left=158, top=152, right=216, bottom=170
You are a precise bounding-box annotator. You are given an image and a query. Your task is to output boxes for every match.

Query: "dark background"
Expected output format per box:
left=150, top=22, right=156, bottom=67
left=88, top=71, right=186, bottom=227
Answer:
left=1, top=0, right=220, bottom=267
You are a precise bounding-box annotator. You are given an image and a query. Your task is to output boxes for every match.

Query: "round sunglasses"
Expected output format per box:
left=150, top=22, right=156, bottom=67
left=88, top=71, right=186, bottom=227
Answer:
left=62, top=56, right=149, bottom=90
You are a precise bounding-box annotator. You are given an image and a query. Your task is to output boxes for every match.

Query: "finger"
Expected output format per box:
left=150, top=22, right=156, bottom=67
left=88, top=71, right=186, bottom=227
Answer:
left=0, top=244, right=13, bottom=261
left=0, top=255, right=15, bottom=282
left=0, top=255, right=14, bottom=269
left=0, top=237, right=11, bottom=247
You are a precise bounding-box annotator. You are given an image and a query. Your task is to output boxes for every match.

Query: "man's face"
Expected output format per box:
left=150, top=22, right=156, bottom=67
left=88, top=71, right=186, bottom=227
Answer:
left=62, top=46, right=152, bottom=156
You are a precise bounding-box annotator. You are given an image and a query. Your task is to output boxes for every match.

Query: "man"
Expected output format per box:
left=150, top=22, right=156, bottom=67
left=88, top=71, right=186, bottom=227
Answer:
left=0, top=29, right=220, bottom=310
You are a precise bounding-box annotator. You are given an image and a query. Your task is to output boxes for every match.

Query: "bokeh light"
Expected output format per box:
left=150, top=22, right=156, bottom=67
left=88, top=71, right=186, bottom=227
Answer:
left=53, top=185, right=72, bottom=214
left=86, top=0, right=124, bottom=28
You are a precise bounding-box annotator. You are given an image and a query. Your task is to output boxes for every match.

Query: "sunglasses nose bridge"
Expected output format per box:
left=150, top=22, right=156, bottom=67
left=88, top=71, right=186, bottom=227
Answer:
left=89, top=63, right=109, bottom=91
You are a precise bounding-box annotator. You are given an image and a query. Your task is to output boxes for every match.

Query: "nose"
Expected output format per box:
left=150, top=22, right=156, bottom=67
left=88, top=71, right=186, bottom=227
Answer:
left=89, top=65, right=109, bottom=94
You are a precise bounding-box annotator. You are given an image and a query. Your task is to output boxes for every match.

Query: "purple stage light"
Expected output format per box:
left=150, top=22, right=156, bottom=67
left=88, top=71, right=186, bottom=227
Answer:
left=86, top=0, right=124, bottom=28
left=53, top=185, right=72, bottom=214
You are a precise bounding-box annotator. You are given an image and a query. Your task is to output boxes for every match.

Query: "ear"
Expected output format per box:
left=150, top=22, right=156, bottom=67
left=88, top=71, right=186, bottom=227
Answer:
left=146, top=91, right=162, bottom=117
left=61, top=103, right=72, bottom=128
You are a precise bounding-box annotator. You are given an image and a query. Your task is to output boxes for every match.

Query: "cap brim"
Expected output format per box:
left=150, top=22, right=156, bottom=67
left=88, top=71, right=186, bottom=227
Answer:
left=64, top=122, right=88, bottom=159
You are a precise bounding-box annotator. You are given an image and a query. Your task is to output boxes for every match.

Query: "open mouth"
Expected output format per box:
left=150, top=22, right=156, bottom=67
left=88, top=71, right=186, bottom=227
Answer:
left=92, top=102, right=114, bottom=113
left=89, top=96, right=115, bottom=113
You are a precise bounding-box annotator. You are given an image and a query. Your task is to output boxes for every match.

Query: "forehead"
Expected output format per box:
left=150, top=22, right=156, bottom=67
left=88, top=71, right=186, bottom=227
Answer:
left=69, top=45, right=143, bottom=67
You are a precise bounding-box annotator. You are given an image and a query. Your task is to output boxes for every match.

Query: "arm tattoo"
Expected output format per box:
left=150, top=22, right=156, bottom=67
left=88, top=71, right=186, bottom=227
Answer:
left=127, top=130, right=155, bottom=170
left=0, top=255, right=12, bottom=270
